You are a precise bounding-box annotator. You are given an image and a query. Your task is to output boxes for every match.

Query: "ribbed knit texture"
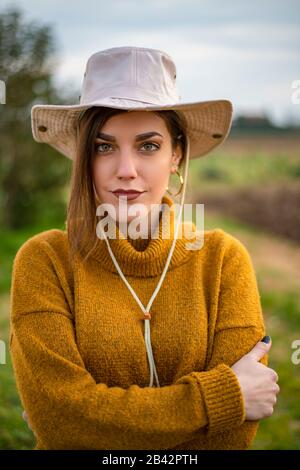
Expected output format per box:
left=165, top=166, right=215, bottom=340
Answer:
left=9, top=194, right=268, bottom=450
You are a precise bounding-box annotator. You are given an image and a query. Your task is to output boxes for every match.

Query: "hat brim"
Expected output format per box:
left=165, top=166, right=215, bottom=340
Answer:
left=31, top=99, right=233, bottom=160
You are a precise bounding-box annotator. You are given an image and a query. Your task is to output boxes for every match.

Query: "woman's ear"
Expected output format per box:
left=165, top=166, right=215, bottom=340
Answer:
left=171, top=144, right=183, bottom=170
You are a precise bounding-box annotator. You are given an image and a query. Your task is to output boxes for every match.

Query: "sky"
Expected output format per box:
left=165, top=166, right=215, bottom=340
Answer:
left=1, top=0, right=300, bottom=126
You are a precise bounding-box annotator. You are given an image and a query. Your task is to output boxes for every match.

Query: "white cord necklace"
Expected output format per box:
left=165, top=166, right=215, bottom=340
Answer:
left=98, top=137, right=190, bottom=387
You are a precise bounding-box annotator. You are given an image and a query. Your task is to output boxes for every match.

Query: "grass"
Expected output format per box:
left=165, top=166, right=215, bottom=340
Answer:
left=204, top=210, right=300, bottom=450
left=0, top=219, right=67, bottom=449
left=0, top=344, right=35, bottom=449
left=0, top=221, right=66, bottom=294
left=0, top=221, right=66, bottom=450
left=188, top=149, right=300, bottom=190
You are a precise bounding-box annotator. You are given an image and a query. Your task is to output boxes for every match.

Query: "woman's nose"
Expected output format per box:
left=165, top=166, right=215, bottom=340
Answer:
left=115, top=151, right=138, bottom=179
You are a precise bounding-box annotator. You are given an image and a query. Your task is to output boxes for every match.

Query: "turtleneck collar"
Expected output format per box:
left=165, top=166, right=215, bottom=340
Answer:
left=89, top=194, right=199, bottom=277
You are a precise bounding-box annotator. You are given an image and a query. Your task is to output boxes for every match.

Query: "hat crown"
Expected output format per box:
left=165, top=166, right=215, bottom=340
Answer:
left=80, top=46, right=180, bottom=107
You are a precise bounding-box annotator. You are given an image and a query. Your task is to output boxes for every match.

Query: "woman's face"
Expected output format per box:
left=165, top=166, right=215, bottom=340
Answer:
left=92, top=111, right=182, bottom=228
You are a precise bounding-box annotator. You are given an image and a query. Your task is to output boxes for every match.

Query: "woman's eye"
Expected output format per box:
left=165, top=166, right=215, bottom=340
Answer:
left=141, top=142, right=160, bottom=152
left=95, top=143, right=113, bottom=153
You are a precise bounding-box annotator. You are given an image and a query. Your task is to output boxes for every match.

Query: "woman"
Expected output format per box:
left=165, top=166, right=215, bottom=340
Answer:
left=10, top=46, right=279, bottom=450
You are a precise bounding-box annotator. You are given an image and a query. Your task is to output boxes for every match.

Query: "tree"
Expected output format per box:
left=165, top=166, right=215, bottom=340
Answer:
left=0, top=6, right=75, bottom=229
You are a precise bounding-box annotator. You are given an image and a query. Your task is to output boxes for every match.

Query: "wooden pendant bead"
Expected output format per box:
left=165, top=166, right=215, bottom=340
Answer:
left=144, top=312, right=151, bottom=320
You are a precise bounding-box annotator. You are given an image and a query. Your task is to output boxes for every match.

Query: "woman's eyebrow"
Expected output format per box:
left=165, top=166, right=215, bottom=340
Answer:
left=96, top=131, right=163, bottom=142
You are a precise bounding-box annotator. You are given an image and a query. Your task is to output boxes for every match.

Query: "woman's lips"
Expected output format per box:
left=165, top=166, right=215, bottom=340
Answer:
left=112, top=192, right=144, bottom=201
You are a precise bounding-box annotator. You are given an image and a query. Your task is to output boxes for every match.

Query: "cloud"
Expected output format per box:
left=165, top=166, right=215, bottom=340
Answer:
left=1, top=0, right=299, bottom=123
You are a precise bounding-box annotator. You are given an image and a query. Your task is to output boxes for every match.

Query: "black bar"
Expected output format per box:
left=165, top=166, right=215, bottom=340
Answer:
left=0, top=450, right=299, bottom=466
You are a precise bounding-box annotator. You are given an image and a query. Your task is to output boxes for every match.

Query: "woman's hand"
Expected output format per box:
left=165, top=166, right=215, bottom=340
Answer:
left=22, top=410, right=33, bottom=431
left=231, top=336, right=280, bottom=421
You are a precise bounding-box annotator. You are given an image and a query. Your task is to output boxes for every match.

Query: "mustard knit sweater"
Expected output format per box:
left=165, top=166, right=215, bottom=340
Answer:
left=9, top=195, right=267, bottom=450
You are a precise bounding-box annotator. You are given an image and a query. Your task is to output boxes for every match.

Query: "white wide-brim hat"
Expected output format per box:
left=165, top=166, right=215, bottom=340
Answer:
left=31, top=46, right=233, bottom=160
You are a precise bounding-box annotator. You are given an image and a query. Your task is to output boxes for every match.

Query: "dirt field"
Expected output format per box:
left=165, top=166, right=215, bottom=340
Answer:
left=205, top=209, right=300, bottom=293
left=221, top=132, right=300, bottom=155
left=188, top=132, right=300, bottom=243
left=194, top=181, right=300, bottom=243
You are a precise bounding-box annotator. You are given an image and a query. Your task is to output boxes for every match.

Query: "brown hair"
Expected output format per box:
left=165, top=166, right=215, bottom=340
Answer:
left=66, top=106, right=188, bottom=263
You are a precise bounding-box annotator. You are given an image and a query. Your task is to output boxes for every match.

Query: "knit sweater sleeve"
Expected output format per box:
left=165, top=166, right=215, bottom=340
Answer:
left=177, top=231, right=268, bottom=449
left=9, top=235, right=245, bottom=450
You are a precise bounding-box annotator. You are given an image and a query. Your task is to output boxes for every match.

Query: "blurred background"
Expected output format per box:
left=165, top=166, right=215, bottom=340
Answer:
left=0, top=0, right=299, bottom=450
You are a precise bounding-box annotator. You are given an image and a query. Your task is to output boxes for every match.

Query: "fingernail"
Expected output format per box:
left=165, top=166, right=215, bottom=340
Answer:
left=262, top=335, right=271, bottom=344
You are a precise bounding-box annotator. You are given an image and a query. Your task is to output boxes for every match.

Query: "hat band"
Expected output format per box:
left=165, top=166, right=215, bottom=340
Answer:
left=80, top=84, right=180, bottom=106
